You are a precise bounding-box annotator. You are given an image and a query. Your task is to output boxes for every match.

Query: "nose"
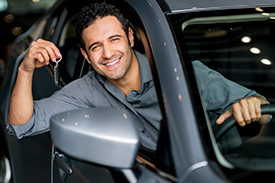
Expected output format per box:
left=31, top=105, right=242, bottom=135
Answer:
left=102, top=43, right=114, bottom=59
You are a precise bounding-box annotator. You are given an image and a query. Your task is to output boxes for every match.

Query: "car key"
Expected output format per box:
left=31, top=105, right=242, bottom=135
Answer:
left=54, top=56, right=62, bottom=86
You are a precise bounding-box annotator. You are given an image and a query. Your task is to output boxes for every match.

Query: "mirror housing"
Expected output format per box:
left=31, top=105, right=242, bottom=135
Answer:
left=50, top=107, right=140, bottom=169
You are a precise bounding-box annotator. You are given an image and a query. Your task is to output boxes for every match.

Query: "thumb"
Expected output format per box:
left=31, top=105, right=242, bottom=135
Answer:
left=216, top=109, right=233, bottom=125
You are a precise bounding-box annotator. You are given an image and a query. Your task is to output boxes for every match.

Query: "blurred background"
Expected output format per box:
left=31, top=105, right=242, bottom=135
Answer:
left=0, top=0, right=57, bottom=78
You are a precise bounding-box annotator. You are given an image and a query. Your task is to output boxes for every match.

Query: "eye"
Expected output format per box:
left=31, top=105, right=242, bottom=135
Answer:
left=91, top=45, right=100, bottom=51
left=111, top=37, right=120, bottom=42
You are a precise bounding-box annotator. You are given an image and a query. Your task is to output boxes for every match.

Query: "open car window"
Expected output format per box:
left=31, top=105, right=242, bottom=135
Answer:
left=48, top=2, right=176, bottom=179
left=169, top=8, right=275, bottom=172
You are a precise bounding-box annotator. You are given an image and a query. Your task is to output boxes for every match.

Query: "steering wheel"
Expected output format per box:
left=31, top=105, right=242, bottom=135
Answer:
left=214, top=104, right=275, bottom=141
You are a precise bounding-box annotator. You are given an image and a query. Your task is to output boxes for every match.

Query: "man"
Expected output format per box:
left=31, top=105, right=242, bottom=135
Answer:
left=7, top=2, right=269, bottom=150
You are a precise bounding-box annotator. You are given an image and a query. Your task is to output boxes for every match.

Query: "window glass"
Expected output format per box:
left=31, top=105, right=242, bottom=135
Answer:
left=170, top=8, right=275, bottom=171
left=182, top=14, right=275, bottom=103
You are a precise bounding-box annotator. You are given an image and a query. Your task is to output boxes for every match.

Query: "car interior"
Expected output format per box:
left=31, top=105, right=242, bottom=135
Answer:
left=171, top=7, right=275, bottom=172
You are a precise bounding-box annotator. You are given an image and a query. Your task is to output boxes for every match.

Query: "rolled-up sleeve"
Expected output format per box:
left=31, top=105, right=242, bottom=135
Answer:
left=6, top=74, right=96, bottom=139
left=7, top=115, right=35, bottom=139
left=192, top=61, right=266, bottom=114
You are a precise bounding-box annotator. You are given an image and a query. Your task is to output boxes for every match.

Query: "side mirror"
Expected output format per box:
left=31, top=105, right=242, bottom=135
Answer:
left=50, top=107, right=140, bottom=169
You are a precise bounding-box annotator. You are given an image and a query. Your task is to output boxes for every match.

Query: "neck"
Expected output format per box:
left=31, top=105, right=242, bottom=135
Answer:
left=108, top=51, right=141, bottom=96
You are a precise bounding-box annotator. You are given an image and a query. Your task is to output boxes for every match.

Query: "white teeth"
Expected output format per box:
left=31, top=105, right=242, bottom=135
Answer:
left=105, top=58, right=120, bottom=66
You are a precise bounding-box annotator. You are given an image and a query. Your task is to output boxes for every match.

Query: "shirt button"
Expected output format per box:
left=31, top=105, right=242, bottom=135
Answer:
left=132, top=90, right=138, bottom=95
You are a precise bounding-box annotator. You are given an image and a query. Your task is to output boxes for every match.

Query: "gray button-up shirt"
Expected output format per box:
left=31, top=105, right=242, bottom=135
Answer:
left=8, top=51, right=161, bottom=150
left=7, top=51, right=261, bottom=150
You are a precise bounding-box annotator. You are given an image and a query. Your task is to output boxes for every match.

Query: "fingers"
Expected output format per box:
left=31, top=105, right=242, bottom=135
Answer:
left=36, top=39, right=61, bottom=61
left=216, top=109, right=232, bottom=125
left=31, top=47, right=50, bottom=64
left=22, top=39, right=61, bottom=72
left=231, top=101, right=247, bottom=127
left=216, top=97, right=262, bottom=127
left=228, top=97, right=262, bottom=127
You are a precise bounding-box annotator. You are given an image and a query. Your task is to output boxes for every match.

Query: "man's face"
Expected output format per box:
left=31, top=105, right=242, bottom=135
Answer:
left=81, top=16, right=135, bottom=81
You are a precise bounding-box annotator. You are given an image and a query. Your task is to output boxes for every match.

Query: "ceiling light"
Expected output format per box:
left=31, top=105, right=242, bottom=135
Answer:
left=12, top=27, right=23, bottom=36
left=261, top=59, right=272, bottom=65
left=4, top=14, right=14, bottom=23
left=255, top=7, right=264, bottom=12
left=250, top=47, right=261, bottom=54
left=0, top=0, right=8, bottom=12
left=262, top=13, right=270, bottom=16
left=241, top=36, right=251, bottom=43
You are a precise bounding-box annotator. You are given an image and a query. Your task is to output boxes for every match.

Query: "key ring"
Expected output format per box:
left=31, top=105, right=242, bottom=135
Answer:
left=54, top=55, right=62, bottom=86
left=55, top=55, right=62, bottom=63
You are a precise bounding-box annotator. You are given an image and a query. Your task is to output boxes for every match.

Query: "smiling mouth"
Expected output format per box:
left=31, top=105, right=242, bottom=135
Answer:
left=104, top=58, right=120, bottom=66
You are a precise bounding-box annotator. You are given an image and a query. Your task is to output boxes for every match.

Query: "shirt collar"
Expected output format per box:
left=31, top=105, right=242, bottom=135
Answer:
left=135, top=50, right=153, bottom=85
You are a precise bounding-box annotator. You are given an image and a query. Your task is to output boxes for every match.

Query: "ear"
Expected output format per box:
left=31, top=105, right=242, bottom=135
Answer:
left=80, top=48, right=92, bottom=64
left=128, top=27, right=134, bottom=48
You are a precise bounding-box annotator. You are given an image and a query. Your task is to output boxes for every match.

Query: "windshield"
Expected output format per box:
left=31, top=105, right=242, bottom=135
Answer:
left=169, top=7, right=275, bottom=173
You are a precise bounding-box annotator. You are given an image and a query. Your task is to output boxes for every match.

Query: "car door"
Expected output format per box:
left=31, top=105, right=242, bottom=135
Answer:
left=50, top=0, right=232, bottom=182
left=48, top=0, right=178, bottom=182
left=169, top=4, right=275, bottom=182
left=0, top=4, right=63, bottom=183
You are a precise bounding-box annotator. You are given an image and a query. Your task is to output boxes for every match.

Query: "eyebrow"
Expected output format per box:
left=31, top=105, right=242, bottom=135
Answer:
left=87, top=34, right=123, bottom=50
left=109, top=34, right=122, bottom=40
left=88, top=42, right=100, bottom=51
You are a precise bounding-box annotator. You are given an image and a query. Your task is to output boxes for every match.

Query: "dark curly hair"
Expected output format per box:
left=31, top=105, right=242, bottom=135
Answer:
left=75, top=2, right=130, bottom=50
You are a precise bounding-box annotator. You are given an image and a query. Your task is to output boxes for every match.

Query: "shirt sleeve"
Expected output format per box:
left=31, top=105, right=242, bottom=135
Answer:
left=7, top=75, right=94, bottom=139
left=7, top=115, right=35, bottom=139
left=192, top=60, right=263, bottom=114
